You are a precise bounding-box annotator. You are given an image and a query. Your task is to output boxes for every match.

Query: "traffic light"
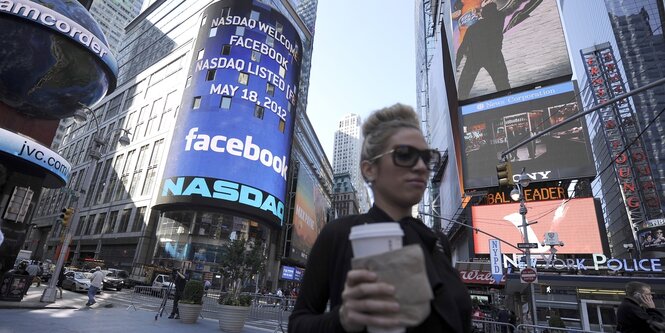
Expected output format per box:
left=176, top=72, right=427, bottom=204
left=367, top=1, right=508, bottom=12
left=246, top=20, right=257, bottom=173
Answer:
left=60, top=207, right=75, bottom=227
left=496, top=161, right=514, bottom=186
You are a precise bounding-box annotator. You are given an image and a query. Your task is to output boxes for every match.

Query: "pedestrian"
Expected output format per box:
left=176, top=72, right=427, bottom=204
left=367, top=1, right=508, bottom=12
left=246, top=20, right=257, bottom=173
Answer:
left=86, top=266, right=104, bottom=306
left=57, top=268, right=66, bottom=298
left=168, top=269, right=186, bottom=319
left=497, top=307, right=513, bottom=333
left=25, top=261, right=40, bottom=294
left=204, top=279, right=211, bottom=296
left=617, top=281, right=665, bottom=333
left=288, top=104, right=472, bottom=332
left=547, top=309, right=566, bottom=333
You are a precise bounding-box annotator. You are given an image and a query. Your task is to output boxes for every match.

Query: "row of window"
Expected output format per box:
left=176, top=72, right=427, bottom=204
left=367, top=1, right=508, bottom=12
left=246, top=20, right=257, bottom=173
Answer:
left=37, top=139, right=165, bottom=217
left=71, top=206, right=147, bottom=238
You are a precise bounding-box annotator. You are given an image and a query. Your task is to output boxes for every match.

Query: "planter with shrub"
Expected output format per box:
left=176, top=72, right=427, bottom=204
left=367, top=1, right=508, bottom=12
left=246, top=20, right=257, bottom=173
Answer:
left=179, top=280, right=204, bottom=324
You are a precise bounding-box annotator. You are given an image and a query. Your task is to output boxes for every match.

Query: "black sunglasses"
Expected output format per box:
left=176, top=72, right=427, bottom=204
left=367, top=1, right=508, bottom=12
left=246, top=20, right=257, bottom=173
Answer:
left=369, top=145, right=441, bottom=170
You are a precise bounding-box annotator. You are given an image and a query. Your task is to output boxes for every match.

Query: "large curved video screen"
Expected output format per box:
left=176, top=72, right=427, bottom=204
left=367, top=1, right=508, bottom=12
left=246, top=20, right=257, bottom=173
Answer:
left=156, top=0, right=302, bottom=227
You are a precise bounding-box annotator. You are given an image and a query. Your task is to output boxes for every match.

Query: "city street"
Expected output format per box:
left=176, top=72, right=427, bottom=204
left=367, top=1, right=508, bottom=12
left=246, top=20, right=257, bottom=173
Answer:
left=0, top=285, right=282, bottom=333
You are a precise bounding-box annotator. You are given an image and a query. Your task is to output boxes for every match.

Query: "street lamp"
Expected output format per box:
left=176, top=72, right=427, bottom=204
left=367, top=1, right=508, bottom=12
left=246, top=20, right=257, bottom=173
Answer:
left=511, top=168, right=537, bottom=326
left=41, top=104, right=131, bottom=303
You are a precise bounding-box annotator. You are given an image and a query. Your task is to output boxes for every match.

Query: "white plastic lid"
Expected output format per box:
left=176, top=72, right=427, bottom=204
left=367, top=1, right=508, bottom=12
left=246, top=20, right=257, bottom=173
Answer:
left=349, top=222, right=404, bottom=240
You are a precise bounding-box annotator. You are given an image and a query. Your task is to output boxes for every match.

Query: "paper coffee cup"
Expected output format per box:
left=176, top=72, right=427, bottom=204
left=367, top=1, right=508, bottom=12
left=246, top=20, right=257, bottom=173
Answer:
left=349, top=223, right=406, bottom=333
left=349, top=222, right=404, bottom=258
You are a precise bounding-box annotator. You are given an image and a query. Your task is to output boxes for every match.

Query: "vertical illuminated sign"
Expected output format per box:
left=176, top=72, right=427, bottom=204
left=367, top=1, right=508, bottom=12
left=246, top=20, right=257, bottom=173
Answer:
left=489, top=239, right=503, bottom=284
left=156, top=0, right=302, bottom=226
left=581, top=43, right=663, bottom=255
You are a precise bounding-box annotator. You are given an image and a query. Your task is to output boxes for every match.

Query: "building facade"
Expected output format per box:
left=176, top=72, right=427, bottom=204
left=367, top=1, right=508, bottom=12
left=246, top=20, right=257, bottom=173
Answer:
left=89, top=0, right=145, bottom=55
left=332, top=172, right=360, bottom=218
left=27, top=0, right=325, bottom=291
left=332, top=114, right=368, bottom=212
left=415, top=0, right=665, bottom=330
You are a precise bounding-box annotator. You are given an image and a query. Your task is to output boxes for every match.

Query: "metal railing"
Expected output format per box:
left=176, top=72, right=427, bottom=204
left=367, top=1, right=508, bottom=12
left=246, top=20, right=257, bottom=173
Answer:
left=516, top=323, right=604, bottom=333
left=128, top=286, right=294, bottom=330
left=470, top=319, right=606, bottom=333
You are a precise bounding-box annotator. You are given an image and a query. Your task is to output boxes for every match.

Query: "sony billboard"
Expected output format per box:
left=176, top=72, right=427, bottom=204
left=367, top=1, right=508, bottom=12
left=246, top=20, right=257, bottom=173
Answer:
left=461, top=81, right=595, bottom=189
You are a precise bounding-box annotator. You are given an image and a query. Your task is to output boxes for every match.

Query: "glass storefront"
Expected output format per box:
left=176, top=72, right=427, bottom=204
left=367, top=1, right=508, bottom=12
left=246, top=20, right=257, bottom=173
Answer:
left=153, top=210, right=274, bottom=276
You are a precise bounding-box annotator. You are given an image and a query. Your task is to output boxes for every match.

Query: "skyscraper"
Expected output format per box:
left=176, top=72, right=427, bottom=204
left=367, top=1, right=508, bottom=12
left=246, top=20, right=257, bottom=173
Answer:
left=332, top=114, right=369, bottom=211
left=88, top=0, right=145, bottom=55
left=28, top=0, right=325, bottom=291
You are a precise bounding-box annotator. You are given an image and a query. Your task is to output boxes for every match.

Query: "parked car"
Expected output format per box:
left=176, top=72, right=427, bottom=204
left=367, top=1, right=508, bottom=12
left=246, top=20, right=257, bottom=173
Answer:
left=61, top=271, right=100, bottom=293
left=102, top=269, right=129, bottom=291
left=151, top=274, right=175, bottom=296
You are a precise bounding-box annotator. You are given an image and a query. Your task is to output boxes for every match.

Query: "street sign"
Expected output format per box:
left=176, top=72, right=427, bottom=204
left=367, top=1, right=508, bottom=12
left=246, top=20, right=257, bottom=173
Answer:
left=520, top=267, right=538, bottom=284
left=517, top=242, right=539, bottom=249
left=489, top=239, right=503, bottom=284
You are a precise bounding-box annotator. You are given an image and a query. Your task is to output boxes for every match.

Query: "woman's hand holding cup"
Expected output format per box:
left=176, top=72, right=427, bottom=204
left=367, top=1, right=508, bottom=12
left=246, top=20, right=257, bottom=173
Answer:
left=339, top=269, right=401, bottom=332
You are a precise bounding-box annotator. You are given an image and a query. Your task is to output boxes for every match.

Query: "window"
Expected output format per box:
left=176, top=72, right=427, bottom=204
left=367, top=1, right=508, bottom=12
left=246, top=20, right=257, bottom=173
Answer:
left=266, top=83, right=275, bottom=97
left=276, top=21, right=283, bottom=34
left=105, top=94, right=124, bottom=121
left=279, top=66, right=286, bottom=78
left=84, top=214, right=95, bottom=235
left=105, top=211, right=118, bottom=234
left=131, top=207, right=146, bottom=232
left=141, top=139, right=164, bottom=196
left=115, top=149, right=134, bottom=201
left=118, top=209, right=132, bottom=233
left=75, top=216, right=85, bottom=236
left=250, top=10, right=260, bottom=20
left=251, top=50, right=261, bottom=62
left=201, top=15, right=207, bottom=26
left=186, top=76, right=192, bottom=88
left=266, top=36, right=274, bottom=47
left=134, top=106, right=148, bottom=139
left=235, top=26, right=245, bottom=36
left=254, top=105, right=264, bottom=119
left=94, top=158, right=113, bottom=205
left=220, top=96, right=232, bottom=109
left=206, top=69, right=216, bottom=81
left=105, top=154, right=124, bottom=203
left=145, top=98, right=164, bottom=136
left=192, top=96, right=202, bottom=109
left=197, top=49, right=205, bottom=60
left=129, top=145, right=149, bottom=197
left=209, top=27, right=217, bottom=37
left=221, top=45, right=231, bottom=55
left=238, top=72, right=249, bottom=85
left=94, top=213, right=107, bottom=235
left=279, top=119, right=286, bottom=133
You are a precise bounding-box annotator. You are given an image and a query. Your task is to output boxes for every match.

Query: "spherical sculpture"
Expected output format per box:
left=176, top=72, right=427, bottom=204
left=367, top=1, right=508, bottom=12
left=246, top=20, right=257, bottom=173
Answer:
left=0, top=0, right=118, bottom=119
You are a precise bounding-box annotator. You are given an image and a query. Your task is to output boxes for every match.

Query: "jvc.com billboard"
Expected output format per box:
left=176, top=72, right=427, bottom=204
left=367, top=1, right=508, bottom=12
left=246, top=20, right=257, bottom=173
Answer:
left=156, top=0, right=302, bottom=226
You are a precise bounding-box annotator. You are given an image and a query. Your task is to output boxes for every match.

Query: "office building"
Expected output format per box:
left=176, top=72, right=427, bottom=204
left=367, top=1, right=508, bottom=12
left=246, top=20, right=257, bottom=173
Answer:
left=332, top=114, right=368, bottom=211
left=415, top=0, right=665, bottom=330
left=27, top=0, right=324, bottom=291
left=88, top=0, right=145, bottom=55
left=332, top=172, right=359, bottom=217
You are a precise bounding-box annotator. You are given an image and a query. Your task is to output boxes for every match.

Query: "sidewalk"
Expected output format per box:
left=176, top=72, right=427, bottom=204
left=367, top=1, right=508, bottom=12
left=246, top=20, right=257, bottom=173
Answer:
left=0, top=285, right=277, bottom=332
left=0, top=284, right=109, bottom=309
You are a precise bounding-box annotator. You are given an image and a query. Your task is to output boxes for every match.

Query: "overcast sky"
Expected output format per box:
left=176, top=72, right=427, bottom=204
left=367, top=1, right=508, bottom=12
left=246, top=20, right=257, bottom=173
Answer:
left=305, top=1, right=418, bottom=162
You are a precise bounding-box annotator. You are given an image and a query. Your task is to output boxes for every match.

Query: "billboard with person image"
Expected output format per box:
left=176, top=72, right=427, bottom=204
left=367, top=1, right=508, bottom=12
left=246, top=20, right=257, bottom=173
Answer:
left=447, top=0, right=572, bottom=101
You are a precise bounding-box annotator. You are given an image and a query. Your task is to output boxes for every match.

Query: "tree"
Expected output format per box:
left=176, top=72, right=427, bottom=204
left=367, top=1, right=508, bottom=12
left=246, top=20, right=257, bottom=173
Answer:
left=218, top=237, right=265, bottom=306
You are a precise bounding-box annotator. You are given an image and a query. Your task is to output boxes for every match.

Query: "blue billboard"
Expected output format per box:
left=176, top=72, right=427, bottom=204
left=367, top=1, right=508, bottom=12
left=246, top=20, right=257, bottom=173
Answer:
left=155, top=0, right=302, bottom=226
